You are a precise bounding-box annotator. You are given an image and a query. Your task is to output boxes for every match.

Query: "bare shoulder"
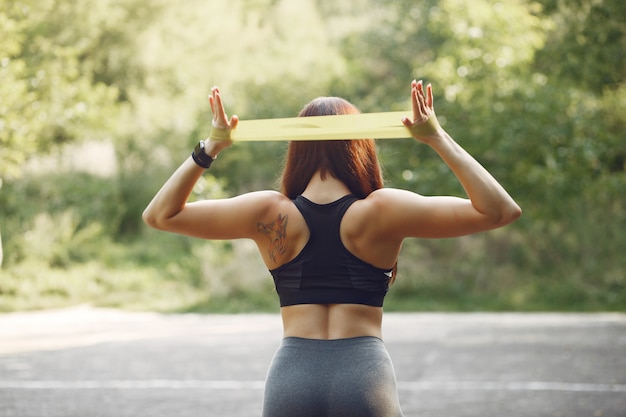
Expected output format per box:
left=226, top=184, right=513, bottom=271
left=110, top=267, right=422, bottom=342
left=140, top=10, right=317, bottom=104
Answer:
left=216, top=189, right=296, bottom=218
left=358, top=188, right=421, bottom=214
left=367, top=187, right=417, bottom=202
left=346, top=187, right=432, bottom=240
left=233, top=189, right=291, bottom=210
left=175, top=190, right=292, bottom=241
left=231, top=190, right=302, bottom=229
left=359, top=187, right=514, bottom=239
left=341, top=188, right=411, bottom=268
left=344, top=188, right=416, bottom=234
left=234, top=189, right=286, bottom=202
left=251, top=191, right=309, bottom=269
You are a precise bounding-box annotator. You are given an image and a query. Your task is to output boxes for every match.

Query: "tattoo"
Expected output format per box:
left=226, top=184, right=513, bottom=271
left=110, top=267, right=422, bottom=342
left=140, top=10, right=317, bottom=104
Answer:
left=257, top=214, right=289, bottom=263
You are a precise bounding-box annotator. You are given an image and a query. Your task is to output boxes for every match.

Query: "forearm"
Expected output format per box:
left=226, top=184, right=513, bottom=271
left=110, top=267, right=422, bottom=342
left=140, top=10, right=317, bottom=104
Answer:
left=142, top=157, right=205, bottom=229
left=427, top=131, right=521, bottom=223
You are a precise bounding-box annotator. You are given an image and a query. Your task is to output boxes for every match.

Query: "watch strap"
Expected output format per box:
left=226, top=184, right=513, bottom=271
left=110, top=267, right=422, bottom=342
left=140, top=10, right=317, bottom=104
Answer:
left=191, top=141, right=214, bottom=169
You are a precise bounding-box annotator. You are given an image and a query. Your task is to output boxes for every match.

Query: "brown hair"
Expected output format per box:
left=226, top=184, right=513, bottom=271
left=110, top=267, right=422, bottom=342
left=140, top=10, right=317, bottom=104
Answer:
left=279, top=97, right=384, bottom=199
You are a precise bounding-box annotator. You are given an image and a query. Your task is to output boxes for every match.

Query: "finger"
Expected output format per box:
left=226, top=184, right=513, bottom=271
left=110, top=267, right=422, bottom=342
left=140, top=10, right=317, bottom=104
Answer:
left=414, top=85, right=428, bottom=118
left=211, top=86, right=220, bottom=115
left=416, top=79, right=425, bottom=98
left=411, top=89, right=420, bottom=120
left=213, top=90, right=229, bottom=126
left=415, top=80, right=428, bottom=111
left=426, top=83, right=434, bottom=109
left=230, top=115, right=239, bottom=130
left=208, top=95, right=215, bottom=115
left=410, top=80, right=420, bottom=120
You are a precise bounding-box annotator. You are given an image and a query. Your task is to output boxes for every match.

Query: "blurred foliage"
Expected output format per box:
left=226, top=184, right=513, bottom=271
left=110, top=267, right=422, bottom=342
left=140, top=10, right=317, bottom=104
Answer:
left=0, top=0, right=624, bottom=312
left=0, top=0, right=142, bottom=176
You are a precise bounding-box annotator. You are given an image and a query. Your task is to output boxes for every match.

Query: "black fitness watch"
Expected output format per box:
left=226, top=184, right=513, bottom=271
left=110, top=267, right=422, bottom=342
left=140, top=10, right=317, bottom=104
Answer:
left=191, top=140, right=215, bottom=169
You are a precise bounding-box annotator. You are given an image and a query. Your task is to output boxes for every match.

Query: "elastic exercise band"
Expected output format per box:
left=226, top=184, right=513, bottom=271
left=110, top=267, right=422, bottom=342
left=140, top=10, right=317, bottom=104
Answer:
left=209, top=111, right=441, bottom=142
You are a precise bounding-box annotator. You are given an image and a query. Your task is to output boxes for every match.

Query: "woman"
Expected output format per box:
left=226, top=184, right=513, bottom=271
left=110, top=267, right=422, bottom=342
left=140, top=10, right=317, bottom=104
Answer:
left=143, top=80, right=522, bottom=416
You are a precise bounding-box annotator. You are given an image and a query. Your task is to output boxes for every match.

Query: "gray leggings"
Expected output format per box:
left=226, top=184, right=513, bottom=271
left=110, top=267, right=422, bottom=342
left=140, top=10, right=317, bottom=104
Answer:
left=262, top=336, right=404, bottom=417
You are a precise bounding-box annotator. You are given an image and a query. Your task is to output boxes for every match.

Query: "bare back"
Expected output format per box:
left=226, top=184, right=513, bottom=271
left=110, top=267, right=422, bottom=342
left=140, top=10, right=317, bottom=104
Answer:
left=253, top=186, right=402, bottom=341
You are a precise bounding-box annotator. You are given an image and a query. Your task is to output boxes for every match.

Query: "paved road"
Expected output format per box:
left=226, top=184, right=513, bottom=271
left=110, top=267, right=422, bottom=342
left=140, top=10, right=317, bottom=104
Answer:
left=0, top=306, right=624, bottom=417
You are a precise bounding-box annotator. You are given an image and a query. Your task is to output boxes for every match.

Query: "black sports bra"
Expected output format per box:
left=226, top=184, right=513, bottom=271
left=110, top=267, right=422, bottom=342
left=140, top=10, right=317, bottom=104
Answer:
left=269, top=195, right=393, bottom=307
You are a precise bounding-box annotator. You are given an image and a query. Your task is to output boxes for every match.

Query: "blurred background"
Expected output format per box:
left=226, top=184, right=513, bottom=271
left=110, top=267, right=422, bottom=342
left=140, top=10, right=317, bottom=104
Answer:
left=1, top=0, right=624, bottom=314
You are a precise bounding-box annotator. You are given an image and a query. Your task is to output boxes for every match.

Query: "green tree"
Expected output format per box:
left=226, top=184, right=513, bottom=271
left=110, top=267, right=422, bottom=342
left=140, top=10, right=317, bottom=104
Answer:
left=535, top=0, right=625, bottom=90
left=0, top=0, right=127, bottom=264
left=0, top=0, right=127, bottom=178
left=320, top=0, right=625, bottom=309
left=2, top=0, right=624, bottom=311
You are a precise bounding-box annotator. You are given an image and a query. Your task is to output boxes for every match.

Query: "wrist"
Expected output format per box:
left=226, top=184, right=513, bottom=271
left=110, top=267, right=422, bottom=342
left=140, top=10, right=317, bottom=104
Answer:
left=202, top=139, right=226, bottom=159
left=409, top=113, right=443, bottom=142
left=191, top=140, right=215, bottom=169
left=423, top=131, right=453, bottom=150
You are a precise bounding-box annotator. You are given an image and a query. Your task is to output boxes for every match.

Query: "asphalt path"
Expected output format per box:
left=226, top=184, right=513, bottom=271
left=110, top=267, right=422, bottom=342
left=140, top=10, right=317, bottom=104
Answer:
left=0, top=306, right=624, bottom=417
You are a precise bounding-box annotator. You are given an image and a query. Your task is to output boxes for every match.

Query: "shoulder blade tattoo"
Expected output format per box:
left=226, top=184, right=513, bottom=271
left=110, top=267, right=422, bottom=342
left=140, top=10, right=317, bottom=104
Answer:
left=257, top=213, right=289, bottom=263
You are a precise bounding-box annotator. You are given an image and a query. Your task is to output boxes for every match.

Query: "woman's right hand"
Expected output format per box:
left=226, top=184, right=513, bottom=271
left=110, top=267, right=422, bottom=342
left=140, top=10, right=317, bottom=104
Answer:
left=205, top=86, right=238, bottom=157
left=401, top=79, right=442, bottom=144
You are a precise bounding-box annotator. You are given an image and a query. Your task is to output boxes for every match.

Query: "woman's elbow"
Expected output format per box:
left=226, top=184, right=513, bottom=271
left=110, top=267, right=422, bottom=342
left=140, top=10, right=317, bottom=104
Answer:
left=499, top=203, right=522, bottom=226
left=142, top=203, right=186, bottom=232
left=142, top=208, right=163, bottom=230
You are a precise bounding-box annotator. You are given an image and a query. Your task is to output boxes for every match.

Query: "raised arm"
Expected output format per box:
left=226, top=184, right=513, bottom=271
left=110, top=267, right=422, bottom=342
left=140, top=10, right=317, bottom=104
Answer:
left=373, top=80, right=521, bottom=239
left=142, top=86, right=274, bottom=240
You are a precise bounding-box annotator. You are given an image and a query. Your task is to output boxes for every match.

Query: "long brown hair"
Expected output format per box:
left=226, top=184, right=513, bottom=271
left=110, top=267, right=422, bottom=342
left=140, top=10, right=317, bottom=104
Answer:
left=280, top=97, right=384, bottom=199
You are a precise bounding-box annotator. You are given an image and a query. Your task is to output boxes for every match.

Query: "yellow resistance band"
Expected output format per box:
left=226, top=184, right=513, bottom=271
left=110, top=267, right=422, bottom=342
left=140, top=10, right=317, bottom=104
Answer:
left=221, top=111, right=439, bottom=142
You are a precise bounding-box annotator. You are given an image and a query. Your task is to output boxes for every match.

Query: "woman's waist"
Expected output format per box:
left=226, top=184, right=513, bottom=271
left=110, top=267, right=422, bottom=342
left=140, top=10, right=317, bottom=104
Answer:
left=280, top=303, right=383, bottom=340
